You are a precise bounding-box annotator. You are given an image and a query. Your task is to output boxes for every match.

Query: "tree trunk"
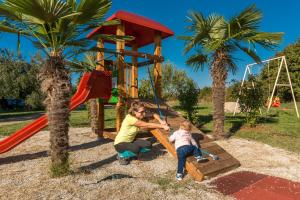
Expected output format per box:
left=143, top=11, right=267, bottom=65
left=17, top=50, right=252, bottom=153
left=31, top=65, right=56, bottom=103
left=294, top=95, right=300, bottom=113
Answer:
left=211, top=51, right=228, bottom=139
left=89, top=98, right=104, bottom=137
left=40, top=55, right=71, bottom=173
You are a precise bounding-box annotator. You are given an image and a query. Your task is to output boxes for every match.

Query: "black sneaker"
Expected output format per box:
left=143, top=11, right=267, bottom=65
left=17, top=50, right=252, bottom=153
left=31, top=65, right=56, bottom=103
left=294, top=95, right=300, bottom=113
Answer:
left=119, top=157, right=130, bottom=165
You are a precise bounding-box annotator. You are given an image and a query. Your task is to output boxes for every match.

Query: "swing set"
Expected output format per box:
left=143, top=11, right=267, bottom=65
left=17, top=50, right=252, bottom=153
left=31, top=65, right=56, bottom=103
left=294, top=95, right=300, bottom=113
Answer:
left=233, top=56, right=299, bottom=118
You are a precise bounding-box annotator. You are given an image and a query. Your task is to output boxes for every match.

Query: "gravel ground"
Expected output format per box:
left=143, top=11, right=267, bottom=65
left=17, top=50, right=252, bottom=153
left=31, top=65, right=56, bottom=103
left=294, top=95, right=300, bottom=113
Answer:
left=1, top=128, right=299, bottom=200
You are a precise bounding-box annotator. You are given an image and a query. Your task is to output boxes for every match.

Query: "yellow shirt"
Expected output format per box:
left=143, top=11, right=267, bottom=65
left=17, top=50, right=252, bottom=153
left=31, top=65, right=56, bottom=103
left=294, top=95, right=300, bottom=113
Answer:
left=114, top=114, right=139, bottom=145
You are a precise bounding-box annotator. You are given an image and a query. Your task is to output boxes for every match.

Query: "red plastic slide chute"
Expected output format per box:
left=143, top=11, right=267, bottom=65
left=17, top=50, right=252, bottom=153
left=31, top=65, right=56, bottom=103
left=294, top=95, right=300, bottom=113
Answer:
left=0, top=70, right=111, bottom=154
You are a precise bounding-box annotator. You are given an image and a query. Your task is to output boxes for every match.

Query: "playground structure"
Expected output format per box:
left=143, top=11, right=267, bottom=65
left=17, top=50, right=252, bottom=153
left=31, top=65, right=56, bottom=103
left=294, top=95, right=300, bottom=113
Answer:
left=233, top=56, right=299, bottom=118
left=0, top=10, right=240, bottom=182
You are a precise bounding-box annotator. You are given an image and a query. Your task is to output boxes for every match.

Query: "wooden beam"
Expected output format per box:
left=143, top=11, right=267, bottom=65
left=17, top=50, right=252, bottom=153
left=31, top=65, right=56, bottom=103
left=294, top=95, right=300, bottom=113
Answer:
left=94, top=39, right=105, bottom=138
left=120, top=49, right=164, bottom=61
left=96, top=40, right=105, bottom=71
left=154, top=32, right=162, bottom=98
left=131, top=44, right=138, bottom=98
left=92, top=47, right=164, bottom=61
left=116, top=23, right=126, bottom=132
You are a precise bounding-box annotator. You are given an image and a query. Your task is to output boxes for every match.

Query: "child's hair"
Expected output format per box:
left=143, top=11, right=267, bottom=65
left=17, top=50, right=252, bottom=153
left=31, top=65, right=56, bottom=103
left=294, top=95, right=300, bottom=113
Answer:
left=180, top=120, right=192, bottom=131
left=128, top=101, right=145, bottom=116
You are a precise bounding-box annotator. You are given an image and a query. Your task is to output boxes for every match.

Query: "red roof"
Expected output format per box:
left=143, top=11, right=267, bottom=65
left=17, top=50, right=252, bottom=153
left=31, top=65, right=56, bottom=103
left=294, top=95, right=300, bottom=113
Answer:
left=86, top=10, right=174, bottom=48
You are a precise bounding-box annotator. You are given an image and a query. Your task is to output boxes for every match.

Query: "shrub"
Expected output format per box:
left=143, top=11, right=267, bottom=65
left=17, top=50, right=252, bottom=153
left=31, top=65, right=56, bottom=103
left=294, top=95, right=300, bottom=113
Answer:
left=232, top=76, right=265, bottom=127
left=177, top=79, right=199, bottom=121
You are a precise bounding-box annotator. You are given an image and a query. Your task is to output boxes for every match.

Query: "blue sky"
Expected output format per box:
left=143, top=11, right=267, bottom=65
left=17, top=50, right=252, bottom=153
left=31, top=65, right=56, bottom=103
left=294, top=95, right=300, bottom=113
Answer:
left=0, top=0, right=299, bottom=88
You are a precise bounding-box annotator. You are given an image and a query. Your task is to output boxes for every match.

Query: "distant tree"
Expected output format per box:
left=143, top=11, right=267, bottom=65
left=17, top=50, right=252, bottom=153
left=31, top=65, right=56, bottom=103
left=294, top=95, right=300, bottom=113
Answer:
left=138, top=79, right=153, bottom=99
left=260, top=38, right=300, bottom=102
left=0, top=49, right=44, bottom=110
left=199, top=86, right=212, bottom=102
left=139, top=62, right=191, bottom=100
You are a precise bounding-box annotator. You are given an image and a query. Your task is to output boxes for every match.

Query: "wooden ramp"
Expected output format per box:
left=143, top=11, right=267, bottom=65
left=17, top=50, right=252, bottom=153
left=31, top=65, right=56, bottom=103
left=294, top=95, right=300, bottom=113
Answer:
left=105, top=99, right=240, bottom=182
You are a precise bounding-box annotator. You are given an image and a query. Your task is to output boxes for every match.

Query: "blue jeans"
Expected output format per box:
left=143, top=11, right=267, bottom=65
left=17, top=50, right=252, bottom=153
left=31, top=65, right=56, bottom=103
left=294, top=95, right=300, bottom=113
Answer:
left=176, top=145, right=202, bottom=174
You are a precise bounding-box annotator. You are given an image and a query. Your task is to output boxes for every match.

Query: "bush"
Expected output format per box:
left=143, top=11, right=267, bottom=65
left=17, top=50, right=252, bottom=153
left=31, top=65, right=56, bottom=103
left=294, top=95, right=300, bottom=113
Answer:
left=25, top=91, right=45, bottom=110
left=232, top=76, right=265, bottom=127
left=177, top=79, right=199, bottom=121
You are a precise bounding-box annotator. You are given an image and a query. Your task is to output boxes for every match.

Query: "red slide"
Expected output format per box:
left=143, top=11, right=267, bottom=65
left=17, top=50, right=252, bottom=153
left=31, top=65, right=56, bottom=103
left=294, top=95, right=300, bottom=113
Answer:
left=0, top=70, right=112, bottom=154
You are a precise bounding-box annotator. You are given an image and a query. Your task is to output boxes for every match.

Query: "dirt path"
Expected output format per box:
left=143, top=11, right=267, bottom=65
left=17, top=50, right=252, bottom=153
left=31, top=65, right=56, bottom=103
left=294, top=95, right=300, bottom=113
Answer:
left=0, top=128, right=299, bottom=199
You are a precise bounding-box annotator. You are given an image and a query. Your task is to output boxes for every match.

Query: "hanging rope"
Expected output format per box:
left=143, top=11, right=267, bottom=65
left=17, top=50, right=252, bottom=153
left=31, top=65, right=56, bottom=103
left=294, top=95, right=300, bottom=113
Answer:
left=146, top=65, right=164, bottom=120
left=267, top=61, right=271, bottom=95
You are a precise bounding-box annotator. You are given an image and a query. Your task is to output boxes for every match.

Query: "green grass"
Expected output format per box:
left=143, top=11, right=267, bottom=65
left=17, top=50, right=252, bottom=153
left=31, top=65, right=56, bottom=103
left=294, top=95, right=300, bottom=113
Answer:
left=0, top=107, right=116, bottom=137
left=173, top=102, right=300, bottom=153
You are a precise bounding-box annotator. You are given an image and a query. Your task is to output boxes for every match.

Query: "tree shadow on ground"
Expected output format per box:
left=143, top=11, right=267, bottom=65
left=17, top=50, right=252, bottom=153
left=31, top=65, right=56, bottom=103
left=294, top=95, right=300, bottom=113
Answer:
left=0, top=139, right=112, bottom=165
left=192, top=112, right=280, bottom=137
left=226, top=115, right=279, bottom=137
left=172, top=105, right=208, bottom=111
left=193, top=114, right=213, bottom=134
left=79, top=154, right=118, bottom=172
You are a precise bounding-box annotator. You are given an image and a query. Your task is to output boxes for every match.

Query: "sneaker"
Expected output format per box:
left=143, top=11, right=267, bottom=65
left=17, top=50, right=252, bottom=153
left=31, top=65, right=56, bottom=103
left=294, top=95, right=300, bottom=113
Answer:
left=118, top=157, right=130, bottom=165
left=176, top=173, right=183, bottom=181
left=195, top=155, right=208, bottom=162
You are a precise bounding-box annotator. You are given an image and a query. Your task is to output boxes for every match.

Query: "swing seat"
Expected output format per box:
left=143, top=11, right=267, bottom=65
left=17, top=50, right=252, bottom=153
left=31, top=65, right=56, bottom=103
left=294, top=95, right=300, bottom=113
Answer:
left=272, top=101, right=281, bottom=107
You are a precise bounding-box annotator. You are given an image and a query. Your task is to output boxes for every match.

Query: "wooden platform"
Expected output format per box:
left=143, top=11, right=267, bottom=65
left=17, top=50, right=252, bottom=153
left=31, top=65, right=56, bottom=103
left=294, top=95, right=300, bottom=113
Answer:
left=106, top=98, right=240, bottom=182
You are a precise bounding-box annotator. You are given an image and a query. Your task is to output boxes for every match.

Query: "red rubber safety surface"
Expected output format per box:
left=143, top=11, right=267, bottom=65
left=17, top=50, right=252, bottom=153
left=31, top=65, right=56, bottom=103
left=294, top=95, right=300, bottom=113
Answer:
left=210, top=171, right=300, bottom=200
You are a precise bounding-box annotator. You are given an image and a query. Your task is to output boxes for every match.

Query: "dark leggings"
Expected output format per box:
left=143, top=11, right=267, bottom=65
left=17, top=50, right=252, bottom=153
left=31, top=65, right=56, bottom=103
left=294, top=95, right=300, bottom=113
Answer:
left=114, top=139, right=152, bottom=154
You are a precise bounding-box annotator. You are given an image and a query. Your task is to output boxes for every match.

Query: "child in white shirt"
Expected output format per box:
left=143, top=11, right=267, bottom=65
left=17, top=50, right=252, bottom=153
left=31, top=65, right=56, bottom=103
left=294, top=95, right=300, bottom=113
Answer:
left=169, top=120, right=206, bottom=180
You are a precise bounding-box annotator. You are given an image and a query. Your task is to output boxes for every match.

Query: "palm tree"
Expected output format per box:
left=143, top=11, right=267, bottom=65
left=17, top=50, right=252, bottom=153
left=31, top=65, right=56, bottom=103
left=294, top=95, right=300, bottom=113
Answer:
left=0, top=0, right=124, bottom=175
left=179, top=5, right=283, bottom=139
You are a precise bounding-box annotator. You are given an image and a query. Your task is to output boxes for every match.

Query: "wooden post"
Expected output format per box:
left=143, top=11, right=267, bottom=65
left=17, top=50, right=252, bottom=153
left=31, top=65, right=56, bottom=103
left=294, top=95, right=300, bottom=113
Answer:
left=116, top=23, right=126, bottom=132
left=131, top=44, right=138, bottom=98
left=95, top=39, right=105, bottom=138
left=96, top=40, right=105, bottom=71
left=154, top=32, right=162, bottom=98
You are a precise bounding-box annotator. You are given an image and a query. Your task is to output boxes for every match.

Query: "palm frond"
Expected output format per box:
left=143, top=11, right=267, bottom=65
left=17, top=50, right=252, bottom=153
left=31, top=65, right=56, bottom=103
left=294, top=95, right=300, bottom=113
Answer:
left=2, top=0, right=75, bottom=24
left=65, top=59, right=95, bottom=72
left=73, top=0, right=111, bottom=24
left=185, top=53, right=208, bottom=71
left=81, top=19, right=121, bottom=32
left=234, top=42, right=261, bottom=63
left=242, top=31, right=284, bottom=50
left=0, top=4, right=21, bottom=20
left=230, top=4, right=262, bottom=32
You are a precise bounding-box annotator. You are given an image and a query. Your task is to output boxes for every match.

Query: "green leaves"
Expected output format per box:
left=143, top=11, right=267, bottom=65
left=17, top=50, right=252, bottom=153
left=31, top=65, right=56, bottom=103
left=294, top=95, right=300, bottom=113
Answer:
left=1, top=0, right=75, bottom=24
left=179, top=4, right=284, bottom=73
left=0, top=0, right=117, bottom=59
left=73, top=0, right=111, bottom=24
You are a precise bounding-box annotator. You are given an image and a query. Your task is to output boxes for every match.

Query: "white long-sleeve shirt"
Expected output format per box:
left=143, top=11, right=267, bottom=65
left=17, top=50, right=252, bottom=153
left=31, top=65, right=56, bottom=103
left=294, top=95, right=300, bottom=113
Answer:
left=169, top=129, right=198, bottom=149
